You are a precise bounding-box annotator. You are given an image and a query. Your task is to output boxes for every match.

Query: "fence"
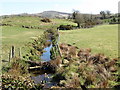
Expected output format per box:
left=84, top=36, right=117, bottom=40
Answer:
left=8, top=46, right=22, bottom=62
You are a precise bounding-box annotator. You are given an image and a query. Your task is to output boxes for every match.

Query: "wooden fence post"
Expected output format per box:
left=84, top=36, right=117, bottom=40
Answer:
left=11, top=46, right=15, bottom=58
left=56, top=44, right=62, bottom=58
left=8, top=52, right=11, bottom=62
left=19, top=47, right=21, bottom=58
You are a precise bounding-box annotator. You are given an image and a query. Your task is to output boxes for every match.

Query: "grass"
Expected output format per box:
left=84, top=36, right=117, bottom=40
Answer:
left=59, top=24, right=118, bottom=58
left=2, top=16, right=76, bottom=28
left=2, top=26, right=43, bottom=45
left=1, top=16, right=119, bottom=89
left=1, top=26, right=44, bottom=60
left=1, top=16, right=76, bottom=60
left=1, top=16, right=118, bottom=60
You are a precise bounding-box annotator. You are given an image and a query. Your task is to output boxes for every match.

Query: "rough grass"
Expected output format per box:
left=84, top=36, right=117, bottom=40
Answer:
left=59, top=24, right=118, bottom=58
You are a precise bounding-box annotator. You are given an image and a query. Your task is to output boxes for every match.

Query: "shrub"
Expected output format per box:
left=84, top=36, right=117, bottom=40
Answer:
left=58, top=25, right=73, bottom=30
left=41, top=18, right=51, bottom=23
left=54, top=43, right=119, bottom=88
left=2, top=74, right=43, bottom=89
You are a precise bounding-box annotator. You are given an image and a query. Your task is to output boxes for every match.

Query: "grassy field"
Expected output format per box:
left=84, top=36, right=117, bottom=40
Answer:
left=2, top=16, right=76, bottom=28
left=59, top=24, right=118, bottom=58
left=1, top=26, right=43, bottom=60
left=1, top=16, right=76, bottom=60
left=1, top=16, right=118, bottom=60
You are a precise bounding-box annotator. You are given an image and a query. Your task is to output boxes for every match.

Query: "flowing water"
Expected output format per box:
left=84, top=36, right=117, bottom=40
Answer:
left=30, top=41, right=57, bottom=88
left=41, top=44, right=52, bottom=62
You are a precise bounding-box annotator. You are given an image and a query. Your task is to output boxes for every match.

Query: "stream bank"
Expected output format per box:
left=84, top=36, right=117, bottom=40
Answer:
left=28, top=28, right=60, bottom=88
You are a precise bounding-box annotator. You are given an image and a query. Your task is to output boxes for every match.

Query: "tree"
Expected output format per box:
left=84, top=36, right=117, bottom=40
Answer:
left=75, top=14, right=85, bottom=27
left=72, top=10, right=79, bottom=19
left=100, top=11, right=106, bottom=19
left=72, top=10, right=84, bottom=28
left=106, top=10, right=111, bottom=16
left=106, top=10, right=111, bottom=18
left=100, top=10, right=111, bottom=19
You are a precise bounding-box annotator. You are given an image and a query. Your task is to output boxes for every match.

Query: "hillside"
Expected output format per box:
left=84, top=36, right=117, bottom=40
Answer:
left=1, top=11, right=71, bottom=19
left=38, top=11, right=71, bottom=18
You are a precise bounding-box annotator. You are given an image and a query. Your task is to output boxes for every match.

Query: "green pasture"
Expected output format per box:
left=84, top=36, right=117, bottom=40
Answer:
left=59, top=24, right=118, bottom=58
left=1, top=16, right=118, bottom=60
left=1, top=16, right=76, bottom=60
left=1, top=26, right=44, bottom=60
left=2, top=16, right=76, bottom=28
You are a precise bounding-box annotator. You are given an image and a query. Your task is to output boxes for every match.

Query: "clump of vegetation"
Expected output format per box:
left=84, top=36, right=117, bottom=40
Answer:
left=0, top=23, right=12, bottom=26
left=2, top=74, right=35, bottom=89
left=58, top=25, right=73, bottom=30
left=52, top=43, right=119, bottom=88
left=2, top=73, right=43, bottom=89
left=41, top=18, right=51, bottom=23
left=2, top=57, right=43, bottom=89
left=22, top=25, right=41, bottom=29
left=44, top=28, right=59, bottom=43
left=8, top=57, right=28, bottom=75
left=82, top=18, right=103, bottom=28
left=72, top=10, right=103, bottom=28
left=24, top=28, right=59, bottom=61
left=109, top=17, right=120, bottom=24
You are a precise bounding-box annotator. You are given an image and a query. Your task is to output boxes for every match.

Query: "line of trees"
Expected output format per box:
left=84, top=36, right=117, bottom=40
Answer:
left=72, top=10, right=102, bottom=28
left=100, top=10, right=111, bottom=19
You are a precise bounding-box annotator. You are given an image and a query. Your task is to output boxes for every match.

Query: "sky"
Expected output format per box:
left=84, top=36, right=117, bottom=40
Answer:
left=0, top=0, right=119, bottom=15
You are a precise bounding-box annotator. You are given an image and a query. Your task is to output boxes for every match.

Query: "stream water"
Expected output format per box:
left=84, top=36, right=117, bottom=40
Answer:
left=41, top=44, right=52, bottom=62
left=30, top=42, right=57, bottom=88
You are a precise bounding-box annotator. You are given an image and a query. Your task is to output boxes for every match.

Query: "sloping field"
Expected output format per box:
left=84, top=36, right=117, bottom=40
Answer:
left=59, top=24, right=118, bottom=58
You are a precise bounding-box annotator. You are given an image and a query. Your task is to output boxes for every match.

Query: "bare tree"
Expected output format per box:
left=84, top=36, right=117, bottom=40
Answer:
left=72, top=10, right=84, bottom=28
left=100, top=11, right=106, bottom=19
left=72, top=10, right=79, bottom=19
left=100, top=10, right=111, bottom=19
left=106, top=10, right=111, bottom=18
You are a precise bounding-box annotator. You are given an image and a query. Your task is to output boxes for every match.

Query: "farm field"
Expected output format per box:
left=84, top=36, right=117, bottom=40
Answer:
left=1, top=1, right=119, bottom=89
left=1, top=16, right=76, bottom=60
left=1, top=15, right=119, bottom=89
left=1, top=26, right=44, bottom=60
left=59, top=24, right=118, bottom=58
left=1, top=24, right=118, bottom=61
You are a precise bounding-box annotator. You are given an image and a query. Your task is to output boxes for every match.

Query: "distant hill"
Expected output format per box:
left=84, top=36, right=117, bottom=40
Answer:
left=35, top=11, right=71, bottom=18
left=1, top=10, right=118, bottom=19
left=0, top=11, right=72, bottom=19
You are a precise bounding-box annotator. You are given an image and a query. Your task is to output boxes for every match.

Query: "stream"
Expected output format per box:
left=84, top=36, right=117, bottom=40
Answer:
left=30, top=41, right=57, bottom=88
left=41, top=43, right=52, bottom=62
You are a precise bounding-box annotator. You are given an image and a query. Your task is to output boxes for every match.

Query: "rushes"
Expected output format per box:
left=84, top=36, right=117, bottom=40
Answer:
left=53, top=43, right=119, bottom=88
